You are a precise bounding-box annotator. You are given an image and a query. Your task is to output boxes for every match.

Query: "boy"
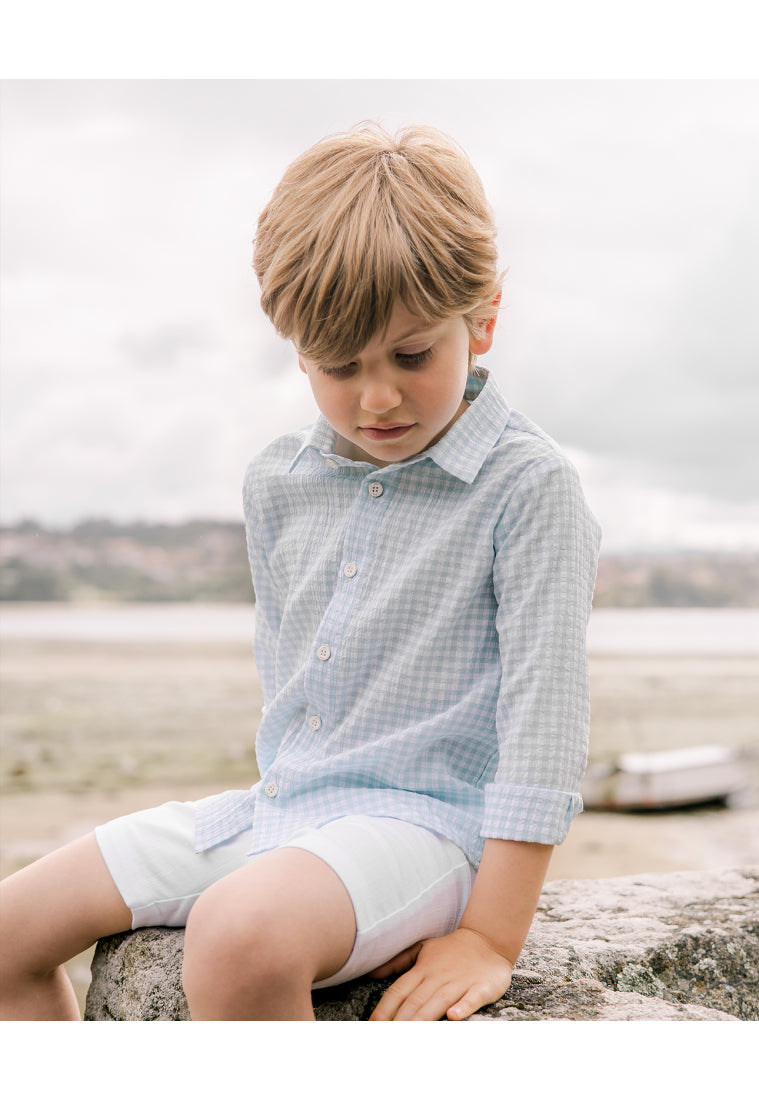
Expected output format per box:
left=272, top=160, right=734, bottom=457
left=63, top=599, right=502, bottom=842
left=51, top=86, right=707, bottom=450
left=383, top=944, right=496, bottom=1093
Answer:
left=0, top=124, right=600, bottom=1021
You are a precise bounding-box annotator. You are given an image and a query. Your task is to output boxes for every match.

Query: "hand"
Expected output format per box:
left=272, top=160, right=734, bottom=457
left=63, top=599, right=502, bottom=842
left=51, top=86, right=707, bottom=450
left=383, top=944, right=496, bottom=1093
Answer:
left=367, top=927, right=514, bottom=1021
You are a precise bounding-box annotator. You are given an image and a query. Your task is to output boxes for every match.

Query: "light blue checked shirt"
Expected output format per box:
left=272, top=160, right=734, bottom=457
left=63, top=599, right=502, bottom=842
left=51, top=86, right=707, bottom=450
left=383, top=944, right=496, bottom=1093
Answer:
left=195, top=371, right=601, bottom=867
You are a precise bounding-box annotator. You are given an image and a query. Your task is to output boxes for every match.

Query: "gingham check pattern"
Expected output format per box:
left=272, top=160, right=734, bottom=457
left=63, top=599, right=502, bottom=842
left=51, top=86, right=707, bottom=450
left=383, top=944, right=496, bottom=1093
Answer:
left=194, top=372, right=601, bottom=867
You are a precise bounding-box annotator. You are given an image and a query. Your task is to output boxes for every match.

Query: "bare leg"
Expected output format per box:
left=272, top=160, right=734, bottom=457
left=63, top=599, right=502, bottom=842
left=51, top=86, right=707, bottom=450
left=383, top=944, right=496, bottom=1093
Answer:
left=182, top=847, right=357, bottom=1020
left=0, top=833, right=132, bottom=1020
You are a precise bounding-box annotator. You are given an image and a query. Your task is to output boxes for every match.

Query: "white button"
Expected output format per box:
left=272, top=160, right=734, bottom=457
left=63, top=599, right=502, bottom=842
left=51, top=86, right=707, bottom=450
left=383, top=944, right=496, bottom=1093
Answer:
left=325, top=459, right=338, bottom=469
left=368, top=481, right=384, bottom=498
left=344, top=562, right=357, bottom=578
left=264, top=781, right=279, bottom=798
left=309, top=715, right=322, bottom=731
left=317, top=644, right=331, bottom=661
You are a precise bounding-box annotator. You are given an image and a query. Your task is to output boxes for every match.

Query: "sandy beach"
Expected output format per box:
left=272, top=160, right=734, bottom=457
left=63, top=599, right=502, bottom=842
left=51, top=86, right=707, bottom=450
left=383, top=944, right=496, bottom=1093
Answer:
left=2, top=626, right=758, bottom=1013
left=2, top=635, right=758, bottom=880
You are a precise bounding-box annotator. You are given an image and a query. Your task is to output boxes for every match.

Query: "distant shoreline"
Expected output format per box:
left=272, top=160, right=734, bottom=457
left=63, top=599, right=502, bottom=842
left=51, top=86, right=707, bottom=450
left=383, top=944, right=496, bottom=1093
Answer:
left=2, top=602, right=759, bottom=655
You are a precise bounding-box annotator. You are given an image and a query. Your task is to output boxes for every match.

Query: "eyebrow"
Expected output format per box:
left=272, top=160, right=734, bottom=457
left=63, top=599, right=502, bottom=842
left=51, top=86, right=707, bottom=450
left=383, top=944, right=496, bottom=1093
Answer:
left=392, top=322, right=441, bottom=343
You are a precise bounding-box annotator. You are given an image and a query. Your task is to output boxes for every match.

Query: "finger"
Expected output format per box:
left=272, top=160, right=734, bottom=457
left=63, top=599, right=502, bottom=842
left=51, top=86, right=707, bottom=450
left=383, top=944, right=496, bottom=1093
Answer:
left=368, top=970, right=424, bottom=1021
left=391, top=979, right=466, bottom=1022
left=446, top=977, right=510, bottom=1021
left=446, top=993, right=482, bottom=1021
left=365, top=942, right=423, bottom=979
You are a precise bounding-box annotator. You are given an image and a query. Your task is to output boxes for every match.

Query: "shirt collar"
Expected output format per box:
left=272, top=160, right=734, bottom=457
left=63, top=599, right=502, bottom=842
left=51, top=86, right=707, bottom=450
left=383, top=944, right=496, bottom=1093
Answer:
left=289, top=369, right=511, bottom=483
left=424, top=371, right=511, bottom=482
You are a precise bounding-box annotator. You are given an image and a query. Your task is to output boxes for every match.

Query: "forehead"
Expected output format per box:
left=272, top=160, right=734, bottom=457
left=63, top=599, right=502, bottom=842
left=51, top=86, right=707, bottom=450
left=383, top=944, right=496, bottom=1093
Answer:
left=371, top=301, right=442, bottom=346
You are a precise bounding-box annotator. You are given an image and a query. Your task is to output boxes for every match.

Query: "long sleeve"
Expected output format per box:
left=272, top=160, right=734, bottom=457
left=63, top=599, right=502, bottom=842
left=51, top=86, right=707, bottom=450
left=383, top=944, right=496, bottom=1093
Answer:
left=481, top=456, right=601, bottom=844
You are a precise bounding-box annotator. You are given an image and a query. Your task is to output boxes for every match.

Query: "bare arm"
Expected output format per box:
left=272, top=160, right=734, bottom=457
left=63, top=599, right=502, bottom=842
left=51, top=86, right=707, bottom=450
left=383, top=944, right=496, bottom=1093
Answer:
left=369, top=837, right=553, bottom=1021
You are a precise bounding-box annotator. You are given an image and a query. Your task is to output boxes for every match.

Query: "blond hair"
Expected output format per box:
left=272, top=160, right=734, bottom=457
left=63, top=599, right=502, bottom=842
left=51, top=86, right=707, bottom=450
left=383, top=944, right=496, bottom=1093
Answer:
left=253, top=123, right=502, bottom=365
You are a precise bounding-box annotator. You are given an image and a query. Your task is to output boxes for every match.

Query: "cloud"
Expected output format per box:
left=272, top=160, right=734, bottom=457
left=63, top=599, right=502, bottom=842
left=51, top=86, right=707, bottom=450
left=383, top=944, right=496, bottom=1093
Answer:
left=505, top=202, right=759, bottom=503
left=568, top=447, right=759, bottom=553
left=1, top=79, right=758, bottom=550
left=118, top=323, right=219, bottom=369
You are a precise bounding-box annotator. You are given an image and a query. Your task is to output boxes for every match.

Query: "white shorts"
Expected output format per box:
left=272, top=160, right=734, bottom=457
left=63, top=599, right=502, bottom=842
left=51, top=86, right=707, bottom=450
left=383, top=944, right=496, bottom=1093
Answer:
left=94, top=802, right=475, bottom=989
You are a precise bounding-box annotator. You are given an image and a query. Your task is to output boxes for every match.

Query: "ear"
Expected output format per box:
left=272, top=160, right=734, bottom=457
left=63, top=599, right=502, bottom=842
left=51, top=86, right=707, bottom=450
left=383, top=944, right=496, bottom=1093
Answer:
left=297, top=354, right=308, bottom=375
left=468, top=293, right=501, bottom=356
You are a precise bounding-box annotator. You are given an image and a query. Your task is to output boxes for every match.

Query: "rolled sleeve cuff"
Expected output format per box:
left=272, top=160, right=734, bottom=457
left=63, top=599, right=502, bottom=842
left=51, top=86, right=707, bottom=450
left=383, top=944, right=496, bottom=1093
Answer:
left=481, top=784, right=583, bottom=845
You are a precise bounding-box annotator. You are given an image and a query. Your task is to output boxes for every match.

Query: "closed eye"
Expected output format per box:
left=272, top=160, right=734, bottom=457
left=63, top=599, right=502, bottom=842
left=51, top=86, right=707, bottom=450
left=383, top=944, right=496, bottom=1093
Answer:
left=396, top=348, right=433, bottom=368
left=319, top=363, right=357, bottom=378
left=319, top=347, right=433, bottom=377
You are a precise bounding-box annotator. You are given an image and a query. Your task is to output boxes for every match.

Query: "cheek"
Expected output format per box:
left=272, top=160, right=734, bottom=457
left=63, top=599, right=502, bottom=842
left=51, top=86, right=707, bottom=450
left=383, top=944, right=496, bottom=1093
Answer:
left=419, top=363, right=468, bottom=408
left=314, top=382, right=353, bottom=422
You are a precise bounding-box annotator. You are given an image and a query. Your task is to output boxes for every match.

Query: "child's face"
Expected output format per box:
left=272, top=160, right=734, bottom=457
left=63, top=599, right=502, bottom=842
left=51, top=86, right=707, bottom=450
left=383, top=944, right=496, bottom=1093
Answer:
left=298, top=301, right=494, bottom=467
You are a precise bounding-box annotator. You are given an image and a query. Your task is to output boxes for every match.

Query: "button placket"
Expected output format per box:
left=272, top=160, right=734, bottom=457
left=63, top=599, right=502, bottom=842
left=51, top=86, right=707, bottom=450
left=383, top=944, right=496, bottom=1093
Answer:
left=304, top=472, right=390, bottom=725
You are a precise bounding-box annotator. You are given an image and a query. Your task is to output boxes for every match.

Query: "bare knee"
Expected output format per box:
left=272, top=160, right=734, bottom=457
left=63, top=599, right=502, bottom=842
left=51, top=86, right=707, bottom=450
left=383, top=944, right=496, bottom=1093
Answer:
left=181, top=849, right=356, bottom=1020
left=182, top=883, right=311, bottom=1013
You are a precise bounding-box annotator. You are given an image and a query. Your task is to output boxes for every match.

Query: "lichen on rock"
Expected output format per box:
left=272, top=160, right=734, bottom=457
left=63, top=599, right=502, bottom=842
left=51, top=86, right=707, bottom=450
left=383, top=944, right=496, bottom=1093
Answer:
left=616, top=963, right=668, bottom=998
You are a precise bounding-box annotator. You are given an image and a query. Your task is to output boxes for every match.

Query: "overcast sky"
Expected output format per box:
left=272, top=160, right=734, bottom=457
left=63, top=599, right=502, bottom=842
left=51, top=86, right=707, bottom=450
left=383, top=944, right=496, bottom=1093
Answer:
left=1, top=79, right=757, bottom=552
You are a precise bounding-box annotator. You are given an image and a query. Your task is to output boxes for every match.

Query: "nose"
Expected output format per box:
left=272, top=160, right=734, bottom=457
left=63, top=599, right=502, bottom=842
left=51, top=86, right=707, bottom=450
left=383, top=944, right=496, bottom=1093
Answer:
left=359, top=374, right=403, bottom=414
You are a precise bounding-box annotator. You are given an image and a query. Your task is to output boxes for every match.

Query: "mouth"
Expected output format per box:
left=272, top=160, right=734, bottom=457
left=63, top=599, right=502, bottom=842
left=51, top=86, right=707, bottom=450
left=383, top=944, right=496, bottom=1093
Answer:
left=359, top=423, right=415, bottom=442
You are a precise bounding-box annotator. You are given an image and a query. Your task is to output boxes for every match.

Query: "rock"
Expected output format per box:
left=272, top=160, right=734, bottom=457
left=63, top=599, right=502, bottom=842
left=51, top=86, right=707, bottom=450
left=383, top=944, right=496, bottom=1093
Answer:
left=85, top=927, right=189, bottom=1021
left=85, top=865, right=758, bottom=1021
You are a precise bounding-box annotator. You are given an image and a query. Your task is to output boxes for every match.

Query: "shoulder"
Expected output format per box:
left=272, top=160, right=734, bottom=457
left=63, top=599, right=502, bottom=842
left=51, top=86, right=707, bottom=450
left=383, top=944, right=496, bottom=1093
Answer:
left=242, top=425, right=313, bottom=513
left=246, top=425, right=312, bottom=475
left=485, top=407, right=578, bottom=488
left=485, top=409, right=601, bottom=544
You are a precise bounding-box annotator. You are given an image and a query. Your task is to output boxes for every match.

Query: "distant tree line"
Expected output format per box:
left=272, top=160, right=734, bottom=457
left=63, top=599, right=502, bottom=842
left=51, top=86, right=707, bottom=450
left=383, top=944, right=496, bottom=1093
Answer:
left=1, top=520, right=758, bottom=606
left=592, top=552, right=759, bottom=608
left=0, top=519, right=254, bottom=603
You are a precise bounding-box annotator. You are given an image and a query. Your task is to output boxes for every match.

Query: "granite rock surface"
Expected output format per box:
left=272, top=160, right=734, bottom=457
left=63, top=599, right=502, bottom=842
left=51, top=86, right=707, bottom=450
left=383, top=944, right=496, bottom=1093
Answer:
left=85, top=865, right=758, bottom=1021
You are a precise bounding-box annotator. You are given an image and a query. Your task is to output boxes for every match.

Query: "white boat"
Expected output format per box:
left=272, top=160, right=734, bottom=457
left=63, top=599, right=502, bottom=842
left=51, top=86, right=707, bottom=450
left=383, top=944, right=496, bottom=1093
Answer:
left=581, top=744, right=751, bottom=811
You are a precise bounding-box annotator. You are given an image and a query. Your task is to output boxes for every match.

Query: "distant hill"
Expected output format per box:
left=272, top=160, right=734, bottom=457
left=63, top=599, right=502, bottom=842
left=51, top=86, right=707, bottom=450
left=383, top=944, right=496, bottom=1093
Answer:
left=0, top=519, right=252, bottom=603
left=1, top=520, right=758, bottom=607
left=593, top=551, right=759, bottom=608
